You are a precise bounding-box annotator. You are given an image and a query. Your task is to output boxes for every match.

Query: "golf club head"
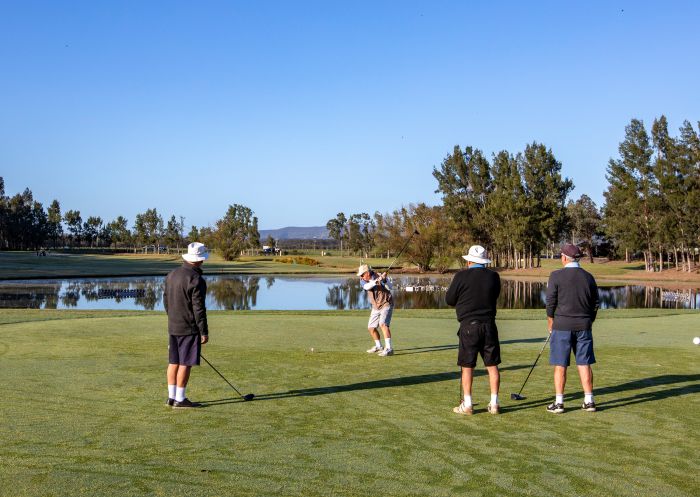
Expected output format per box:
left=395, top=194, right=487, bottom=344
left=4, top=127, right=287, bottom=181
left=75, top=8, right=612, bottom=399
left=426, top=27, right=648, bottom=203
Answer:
left=510, top=393, right=526, bottom=401
left=243, top=393, right=255, bottom=401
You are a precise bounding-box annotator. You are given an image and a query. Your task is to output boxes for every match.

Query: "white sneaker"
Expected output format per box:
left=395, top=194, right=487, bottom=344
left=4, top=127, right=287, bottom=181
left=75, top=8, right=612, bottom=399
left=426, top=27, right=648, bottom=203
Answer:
left=378, top=348, right=394, bottom=356
left=366, top=345, right=383, bottom=353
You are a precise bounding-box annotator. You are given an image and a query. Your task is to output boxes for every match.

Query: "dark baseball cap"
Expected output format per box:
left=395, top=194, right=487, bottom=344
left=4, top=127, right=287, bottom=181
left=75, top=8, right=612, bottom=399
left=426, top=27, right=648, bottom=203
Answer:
left=560, top=243, right=583, bottom=258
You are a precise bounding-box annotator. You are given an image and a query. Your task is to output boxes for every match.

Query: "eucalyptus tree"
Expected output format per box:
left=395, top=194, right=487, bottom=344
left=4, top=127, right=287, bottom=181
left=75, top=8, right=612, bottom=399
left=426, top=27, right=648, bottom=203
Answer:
left=325, top=212, right=347, bottom=253
left=567, top=195, right=601, bottom=263
left=47, top=200, right=63, bottom=249
left=64, top=210, right=83, bottom=248
left=213, top=204, right=260, bottom=261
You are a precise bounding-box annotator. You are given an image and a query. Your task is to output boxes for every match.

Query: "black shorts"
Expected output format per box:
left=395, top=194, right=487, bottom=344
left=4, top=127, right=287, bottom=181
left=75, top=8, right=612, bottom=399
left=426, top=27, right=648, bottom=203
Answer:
left=457, top=320, right=501, bottom=368
left=168, top=334, right=201, bottom=366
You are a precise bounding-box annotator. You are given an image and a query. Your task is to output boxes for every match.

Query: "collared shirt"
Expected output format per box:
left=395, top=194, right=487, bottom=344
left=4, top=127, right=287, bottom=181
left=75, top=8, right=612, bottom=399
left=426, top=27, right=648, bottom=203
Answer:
left=565, top=261, right=581, bottom=268
left=469, top=263, right=485, bottom=269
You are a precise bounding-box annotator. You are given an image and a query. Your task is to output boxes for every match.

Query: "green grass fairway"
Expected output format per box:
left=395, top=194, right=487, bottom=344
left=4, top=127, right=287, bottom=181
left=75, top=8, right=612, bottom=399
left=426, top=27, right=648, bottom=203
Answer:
left=2, top=309, right=699, bottom=496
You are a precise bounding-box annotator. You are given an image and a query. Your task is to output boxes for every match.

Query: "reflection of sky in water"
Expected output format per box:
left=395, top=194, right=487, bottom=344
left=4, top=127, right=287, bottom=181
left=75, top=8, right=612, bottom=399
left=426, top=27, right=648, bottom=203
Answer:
left=0, top=275, right=698, bottom=311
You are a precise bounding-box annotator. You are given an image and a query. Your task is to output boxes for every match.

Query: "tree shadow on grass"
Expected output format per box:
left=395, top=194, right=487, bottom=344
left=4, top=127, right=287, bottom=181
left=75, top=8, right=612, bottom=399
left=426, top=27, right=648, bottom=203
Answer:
left=501, top=374, right=700, bottom=414
left=200, top=364, right=531, bottom=406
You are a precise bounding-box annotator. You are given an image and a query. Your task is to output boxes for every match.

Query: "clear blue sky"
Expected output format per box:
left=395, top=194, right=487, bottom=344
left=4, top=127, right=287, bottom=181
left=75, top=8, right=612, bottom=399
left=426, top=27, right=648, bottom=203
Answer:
left=1, top=1, right=698, bottom=230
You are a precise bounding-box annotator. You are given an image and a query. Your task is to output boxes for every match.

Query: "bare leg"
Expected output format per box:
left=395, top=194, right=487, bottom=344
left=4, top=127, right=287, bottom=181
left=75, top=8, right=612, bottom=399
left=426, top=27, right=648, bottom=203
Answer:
left=176, top=365, right=191, bottom=388
left=461, top=367, right=474, bottom=398
left=167, top=363, right=178, bottom=385
left=379, top=324, right=391, bottom=340
left=577, top=365, right=593, bottom=392
left=368, top=327, right=380, bottom=341
left=486, top=365, right=500, bottom=396
left=554, top=366, right=567, bottom=396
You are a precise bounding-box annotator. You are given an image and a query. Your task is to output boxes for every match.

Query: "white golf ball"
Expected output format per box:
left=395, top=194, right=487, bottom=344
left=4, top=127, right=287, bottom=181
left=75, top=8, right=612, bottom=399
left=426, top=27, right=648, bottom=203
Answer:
left=693, top=337, right=700, bottom=345
left=310, top=347, right=315, bottom=353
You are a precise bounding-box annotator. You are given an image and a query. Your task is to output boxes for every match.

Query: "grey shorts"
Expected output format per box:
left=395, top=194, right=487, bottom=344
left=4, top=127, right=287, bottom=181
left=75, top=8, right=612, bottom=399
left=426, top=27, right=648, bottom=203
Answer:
left=549, top=330, right=596, bottom=366
left=368, top=306, right=393, bottom=328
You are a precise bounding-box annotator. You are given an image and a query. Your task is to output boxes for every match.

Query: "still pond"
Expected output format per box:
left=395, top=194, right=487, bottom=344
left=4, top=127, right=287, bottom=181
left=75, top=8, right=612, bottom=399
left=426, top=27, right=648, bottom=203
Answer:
left=0, top=274, right=698, bottom=311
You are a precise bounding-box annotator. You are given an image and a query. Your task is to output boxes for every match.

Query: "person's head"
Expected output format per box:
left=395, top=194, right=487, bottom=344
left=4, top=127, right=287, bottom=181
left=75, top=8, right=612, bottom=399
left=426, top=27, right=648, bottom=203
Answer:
left=560, top=243, right=582, bottom=266
left=182, top=242, right=209, bottom=266
left=357, top=264, right=371, bottom=281
left=462, top=245, right=491, bottom=267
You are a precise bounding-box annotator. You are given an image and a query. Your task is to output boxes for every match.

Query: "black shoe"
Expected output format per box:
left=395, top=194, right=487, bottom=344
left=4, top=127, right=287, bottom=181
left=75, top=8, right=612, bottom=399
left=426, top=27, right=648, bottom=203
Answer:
left=582, top=401, right=596, bottom=412
left=546, top=402, right=565, bottom=414
left=166, top=398, right=175, bottom=406
left=173, top=398, right=201, bottom=409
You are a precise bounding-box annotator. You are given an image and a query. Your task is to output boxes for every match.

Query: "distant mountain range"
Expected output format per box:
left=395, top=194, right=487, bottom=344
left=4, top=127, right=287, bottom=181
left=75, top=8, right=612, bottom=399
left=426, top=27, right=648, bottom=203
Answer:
left=259, top=226, right=330, bottom=240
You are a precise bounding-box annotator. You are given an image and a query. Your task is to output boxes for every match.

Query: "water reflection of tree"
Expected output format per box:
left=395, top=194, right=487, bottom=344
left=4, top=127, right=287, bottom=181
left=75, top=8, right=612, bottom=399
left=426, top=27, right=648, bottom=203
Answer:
left=208, top=276, right=261, bottom=310
left=61, top=281, right=82, bottom=307
left=0, top=283, right=61, bottom=309
left=265, top=277, right=275, bottom=289
left=325, top=278, right=367, bottom=310
left=133, top=280, right=163, bottom=310
left=498, top=280, right=547, bottom=309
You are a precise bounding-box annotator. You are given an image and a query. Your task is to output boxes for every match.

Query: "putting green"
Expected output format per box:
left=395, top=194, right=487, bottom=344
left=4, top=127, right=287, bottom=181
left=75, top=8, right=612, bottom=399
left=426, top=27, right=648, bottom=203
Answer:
left=1, top=309, right=698, bottom=496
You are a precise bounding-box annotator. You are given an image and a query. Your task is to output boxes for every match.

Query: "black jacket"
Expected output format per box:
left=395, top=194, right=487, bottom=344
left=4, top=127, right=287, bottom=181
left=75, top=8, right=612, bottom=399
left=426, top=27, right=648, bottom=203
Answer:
left=164, top=263, right=208, bottom=336
left=445, top=267, right=501, bottom=323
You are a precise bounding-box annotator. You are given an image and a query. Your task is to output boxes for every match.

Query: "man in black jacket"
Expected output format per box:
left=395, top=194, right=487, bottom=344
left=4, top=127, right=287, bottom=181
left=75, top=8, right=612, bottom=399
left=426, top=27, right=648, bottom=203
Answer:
left=446, top=245, right=501, bottom=415
left=163, top=242, right=210, bottom=408
left=545, top=243, right=599, bottom=414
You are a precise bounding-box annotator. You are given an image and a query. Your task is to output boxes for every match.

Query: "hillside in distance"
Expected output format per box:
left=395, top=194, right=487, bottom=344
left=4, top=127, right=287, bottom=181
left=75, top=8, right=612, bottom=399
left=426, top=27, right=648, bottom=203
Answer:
left=259, top=226, right=330, bottom=240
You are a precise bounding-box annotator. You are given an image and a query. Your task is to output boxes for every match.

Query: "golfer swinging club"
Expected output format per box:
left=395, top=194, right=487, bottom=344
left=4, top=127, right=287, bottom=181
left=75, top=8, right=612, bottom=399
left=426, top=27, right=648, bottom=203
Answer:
left=358, top=264, right=394, bottom=356
left=164, top=242, right=210, bottom=408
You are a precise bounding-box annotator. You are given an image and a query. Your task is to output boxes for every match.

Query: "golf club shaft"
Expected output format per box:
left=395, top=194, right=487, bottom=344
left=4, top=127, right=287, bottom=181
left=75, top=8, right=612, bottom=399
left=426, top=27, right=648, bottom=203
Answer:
left=515, top=334, right=551, bottom=396
left=385, top=231, right=418, bottom=274
left=200, top=354, right=245, bottom=398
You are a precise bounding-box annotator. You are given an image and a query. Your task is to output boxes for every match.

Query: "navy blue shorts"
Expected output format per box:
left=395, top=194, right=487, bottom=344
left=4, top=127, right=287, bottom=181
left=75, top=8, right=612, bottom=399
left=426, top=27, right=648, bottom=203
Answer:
left=168, top=334, right=201, bottom=366
left=549, top=330, right=596, bottom=366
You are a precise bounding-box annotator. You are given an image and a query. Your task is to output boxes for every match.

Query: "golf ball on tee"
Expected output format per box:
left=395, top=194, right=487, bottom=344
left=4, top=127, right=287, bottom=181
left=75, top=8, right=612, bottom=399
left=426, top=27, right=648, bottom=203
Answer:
left=693, top=337, right=700, bottom=345
left=310, top=347, right=315, bottom=353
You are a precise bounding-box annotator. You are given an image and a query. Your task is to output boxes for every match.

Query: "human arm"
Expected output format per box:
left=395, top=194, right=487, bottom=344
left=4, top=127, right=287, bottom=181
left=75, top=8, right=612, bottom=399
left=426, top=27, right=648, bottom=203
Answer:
left=545, top=274, right=558, bottom=329
left=590, top=277, right=599, bottom=322
left=445, top=273, right=462, bottom=307
left=192, top=276, right=209, bottom=336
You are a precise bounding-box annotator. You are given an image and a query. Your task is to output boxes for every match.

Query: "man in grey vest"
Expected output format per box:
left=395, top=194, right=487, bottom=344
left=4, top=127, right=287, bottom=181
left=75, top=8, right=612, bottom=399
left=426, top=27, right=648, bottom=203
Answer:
left=545, top=243, right=599, bottom=413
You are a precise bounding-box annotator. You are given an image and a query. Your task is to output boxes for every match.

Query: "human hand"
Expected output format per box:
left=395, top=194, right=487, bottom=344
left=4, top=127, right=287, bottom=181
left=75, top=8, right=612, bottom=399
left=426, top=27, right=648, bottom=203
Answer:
left=201, top=335, right=209, bottom=344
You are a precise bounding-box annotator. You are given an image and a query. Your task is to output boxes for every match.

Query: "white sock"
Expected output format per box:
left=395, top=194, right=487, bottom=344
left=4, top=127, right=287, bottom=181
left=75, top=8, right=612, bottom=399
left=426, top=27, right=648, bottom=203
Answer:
left=168, top=384, right=176, bottom=399
left=175, top=387, right=186, bottom=402
left=385, top=338, right=392, bottom=349
left=490, top=394, right=498, bottom=406
left=463, top=395, right=473, bottom=407
left=374, top=339, right=381, bottom=348
left=555, top=394, right=564, bottom=405
left=584, top=393, right=594, bottom=404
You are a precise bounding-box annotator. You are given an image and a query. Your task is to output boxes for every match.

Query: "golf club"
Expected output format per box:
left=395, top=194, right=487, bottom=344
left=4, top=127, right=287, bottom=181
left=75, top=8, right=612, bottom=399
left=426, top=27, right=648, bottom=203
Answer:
left=384, top=229, right=420, bottom=275
left=510, top=334, right=551, bottom=401
left=201, top=354, right=255, bottom=401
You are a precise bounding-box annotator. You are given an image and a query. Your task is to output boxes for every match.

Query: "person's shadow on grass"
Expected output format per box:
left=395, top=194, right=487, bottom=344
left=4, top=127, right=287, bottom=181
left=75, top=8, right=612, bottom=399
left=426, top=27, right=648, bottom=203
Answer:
left=200, top=364, right=531, bottom=406
left=501, top=374, right=700, bottom=414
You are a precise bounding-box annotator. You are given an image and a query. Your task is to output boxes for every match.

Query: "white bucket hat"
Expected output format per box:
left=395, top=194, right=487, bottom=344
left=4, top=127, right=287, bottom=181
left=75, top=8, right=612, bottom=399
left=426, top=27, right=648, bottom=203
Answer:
left=357, top=264, right=370, bottom=276
left=462, top=245, right=491, bottom=264
left=182, top=242, right=209, bottom=263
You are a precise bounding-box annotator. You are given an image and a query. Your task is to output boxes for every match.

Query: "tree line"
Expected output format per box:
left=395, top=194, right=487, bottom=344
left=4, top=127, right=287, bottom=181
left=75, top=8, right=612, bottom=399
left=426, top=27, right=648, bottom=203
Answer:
left=0, top=180, right=259, bottom=261
left=325, top=115, right=699, bottom=272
